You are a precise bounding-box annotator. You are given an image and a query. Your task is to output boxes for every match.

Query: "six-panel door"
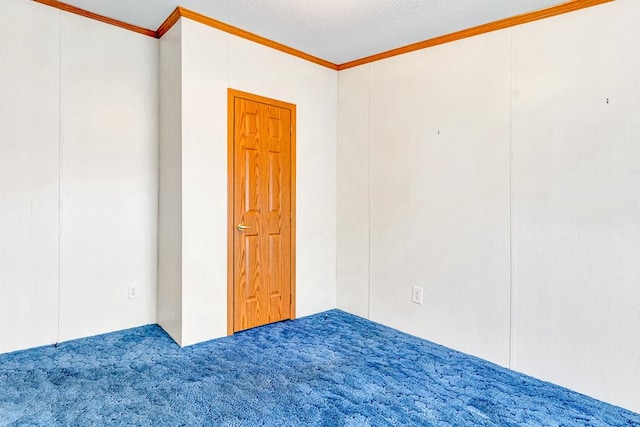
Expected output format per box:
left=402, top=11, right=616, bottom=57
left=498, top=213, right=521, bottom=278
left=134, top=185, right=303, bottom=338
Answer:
left=232, top=93, right=293, bottom=332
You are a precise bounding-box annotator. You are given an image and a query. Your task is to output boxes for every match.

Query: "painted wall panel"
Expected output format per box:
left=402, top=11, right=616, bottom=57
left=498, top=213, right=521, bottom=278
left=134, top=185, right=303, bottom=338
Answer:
left=337, top=0, right=640, bottom=412
left=59, top=13, right=159, bottom=341
left=180, top=19, right=230, bottom=345
left=511, top=0, right=640, bottom=411
left=368, top=31, right=512, bottom=367
left=0, top=0, right=61, bottom=353
left=337, top=65, right=371, bottom=318
left=157, top=21, right=183, bottom=345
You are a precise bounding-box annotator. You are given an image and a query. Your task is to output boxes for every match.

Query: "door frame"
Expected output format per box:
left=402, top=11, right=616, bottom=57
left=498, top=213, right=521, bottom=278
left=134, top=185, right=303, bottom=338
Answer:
left=227, top=88, right=297, bottom=335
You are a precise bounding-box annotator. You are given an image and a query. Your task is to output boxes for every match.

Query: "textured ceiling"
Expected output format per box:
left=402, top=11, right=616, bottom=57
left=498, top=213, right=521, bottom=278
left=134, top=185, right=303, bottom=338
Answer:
left=61, top=0, right=567, bottom=64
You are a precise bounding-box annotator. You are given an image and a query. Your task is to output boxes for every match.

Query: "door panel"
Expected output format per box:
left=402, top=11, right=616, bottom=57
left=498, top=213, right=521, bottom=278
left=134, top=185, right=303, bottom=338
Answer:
left=230, top=90, right=294, bottom=333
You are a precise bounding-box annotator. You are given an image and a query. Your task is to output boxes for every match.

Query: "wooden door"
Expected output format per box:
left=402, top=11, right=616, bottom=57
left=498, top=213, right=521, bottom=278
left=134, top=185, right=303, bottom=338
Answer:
left=228, top=89, right=296, bottom=334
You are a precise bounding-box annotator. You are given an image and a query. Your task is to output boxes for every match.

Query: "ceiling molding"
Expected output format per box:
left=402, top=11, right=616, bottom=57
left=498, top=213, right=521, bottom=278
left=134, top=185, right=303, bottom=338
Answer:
left=338, top=0, right=614, bottom=70
left=158, top=7, right=339, bottom=70
left=33, top=0, right=613, bottom=71
left=155, top=7, right=181, bottom=39
left=32, top=0, right=156, bottom=38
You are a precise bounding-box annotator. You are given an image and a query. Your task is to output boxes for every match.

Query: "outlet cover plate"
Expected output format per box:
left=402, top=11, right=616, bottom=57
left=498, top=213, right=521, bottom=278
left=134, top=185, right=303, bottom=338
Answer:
left=412, top=286, right=423, bottom=305
left=128, top=285, right=139, bottom=299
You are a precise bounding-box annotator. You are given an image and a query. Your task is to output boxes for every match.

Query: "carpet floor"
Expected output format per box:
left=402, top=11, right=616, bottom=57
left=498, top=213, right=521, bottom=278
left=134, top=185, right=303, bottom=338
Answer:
left=0, top=310, right=638, bottom=426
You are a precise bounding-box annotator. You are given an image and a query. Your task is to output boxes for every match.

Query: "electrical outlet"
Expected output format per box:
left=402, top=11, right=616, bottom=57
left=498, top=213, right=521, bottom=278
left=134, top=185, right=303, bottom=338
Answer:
left=128, top=284, right=139, bottom=299
left=411, top=286, right=423, bottom=305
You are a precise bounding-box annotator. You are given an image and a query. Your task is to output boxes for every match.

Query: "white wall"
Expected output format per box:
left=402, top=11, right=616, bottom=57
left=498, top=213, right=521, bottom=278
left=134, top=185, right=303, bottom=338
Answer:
left=372, top=31, right=512, bottom=367
left=58, top=12, right=159, bottom=342
left=337, top=0, right=640, bottom=413
left=0, top=0, right=159, bottom=353
left=511, top=0, right=640, bottom=412
left=158, top=17, right=338, bottom=346
left=157, top=21, right=184, bottom=345
left=0, top=0, right=60, bottom=354
left=180, top=19, right=230, bottom=346
left=337, top=31, right=513, bottom=367
left=337, top=66, right=371, bottom=319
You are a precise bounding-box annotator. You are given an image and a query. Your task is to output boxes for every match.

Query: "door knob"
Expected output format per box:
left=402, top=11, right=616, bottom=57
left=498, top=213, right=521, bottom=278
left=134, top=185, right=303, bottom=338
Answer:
left=237, top=224, right=251, bottom=231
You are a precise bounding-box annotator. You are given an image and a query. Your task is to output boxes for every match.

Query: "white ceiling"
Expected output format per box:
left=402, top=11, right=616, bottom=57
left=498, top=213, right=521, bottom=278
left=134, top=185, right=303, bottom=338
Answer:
left=61, top=0, right=567, bottom=64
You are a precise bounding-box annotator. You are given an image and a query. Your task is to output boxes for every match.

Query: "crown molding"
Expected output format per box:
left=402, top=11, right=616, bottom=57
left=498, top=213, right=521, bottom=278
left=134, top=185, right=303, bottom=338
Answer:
left=32, top=0, right=156, bottom=38
left=158, top=7, right=339, bottom=70
left=155, top=7, right=181, bottom=39
left=33, top=0, right=613, bottom=71
left=338, top=0, right=614, bottom=70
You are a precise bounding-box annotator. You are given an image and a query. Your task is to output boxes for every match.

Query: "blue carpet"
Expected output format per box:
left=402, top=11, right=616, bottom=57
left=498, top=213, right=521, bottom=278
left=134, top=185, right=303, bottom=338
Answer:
left=0, top=310, right=638, bottom=426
